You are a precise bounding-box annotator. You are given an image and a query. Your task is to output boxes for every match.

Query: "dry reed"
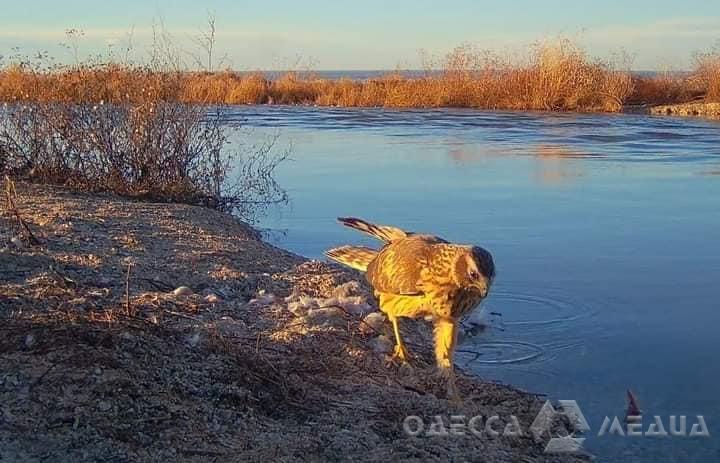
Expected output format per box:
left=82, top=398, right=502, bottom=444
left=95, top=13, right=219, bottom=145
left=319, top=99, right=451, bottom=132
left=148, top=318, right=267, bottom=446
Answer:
left=1, top=38, right=718, bottom=111
left=695, top=43, right=720, bottom=102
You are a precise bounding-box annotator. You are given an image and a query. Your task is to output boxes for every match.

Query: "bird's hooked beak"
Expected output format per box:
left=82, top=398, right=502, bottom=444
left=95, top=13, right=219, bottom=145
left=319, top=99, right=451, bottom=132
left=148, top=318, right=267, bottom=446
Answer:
left=477, top=282, right=489, bottom=298
left=475, top=276, right=493, bottom=298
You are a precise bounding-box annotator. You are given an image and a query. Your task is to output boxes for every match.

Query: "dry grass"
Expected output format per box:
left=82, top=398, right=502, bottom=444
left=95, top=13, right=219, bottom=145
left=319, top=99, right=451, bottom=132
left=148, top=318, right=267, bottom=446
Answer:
left=1, top=38, right=719, bottom=111
left=628, top=43, right=720, bottom=106
left=695, top=43, right=720, bottom=102
left=627, top=72, right=703, bottom=105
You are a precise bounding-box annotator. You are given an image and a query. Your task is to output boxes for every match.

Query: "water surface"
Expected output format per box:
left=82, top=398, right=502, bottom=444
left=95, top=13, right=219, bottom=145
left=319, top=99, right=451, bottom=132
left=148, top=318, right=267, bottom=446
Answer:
left=226, top=106, right=720, bottom=461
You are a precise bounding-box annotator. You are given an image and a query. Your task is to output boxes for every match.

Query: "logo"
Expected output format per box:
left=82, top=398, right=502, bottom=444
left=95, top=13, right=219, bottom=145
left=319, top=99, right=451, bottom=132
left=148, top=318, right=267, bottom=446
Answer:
left=402, top=400, right=709, bottom=455
left=530, top=400, right=590, bottom=454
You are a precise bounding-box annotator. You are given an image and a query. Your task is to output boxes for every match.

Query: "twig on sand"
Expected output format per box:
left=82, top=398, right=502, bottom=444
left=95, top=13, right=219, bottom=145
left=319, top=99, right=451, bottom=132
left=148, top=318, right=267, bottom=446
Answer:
left=3, top=176, right=41, bottom=246
left=125, top=263, right=133, bottom=317
left=162, top=309, right=202, bottom=323
left=29, top=353, right=79, bottom=392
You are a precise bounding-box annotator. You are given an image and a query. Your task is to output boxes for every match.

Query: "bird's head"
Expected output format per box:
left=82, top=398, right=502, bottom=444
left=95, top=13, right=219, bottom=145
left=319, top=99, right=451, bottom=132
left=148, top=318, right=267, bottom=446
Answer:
left=455, top=245, right=495, bottom=298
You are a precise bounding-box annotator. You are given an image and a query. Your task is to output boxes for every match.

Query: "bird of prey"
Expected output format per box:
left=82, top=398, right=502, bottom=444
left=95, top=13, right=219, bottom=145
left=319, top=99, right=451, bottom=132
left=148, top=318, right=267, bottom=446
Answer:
left=326, top=217, right=495, bottom=398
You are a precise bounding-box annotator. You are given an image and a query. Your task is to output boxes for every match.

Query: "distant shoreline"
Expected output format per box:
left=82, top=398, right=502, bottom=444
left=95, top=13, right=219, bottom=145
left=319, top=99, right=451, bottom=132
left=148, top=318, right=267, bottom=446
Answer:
left=646, top=101, right=720, bottom=118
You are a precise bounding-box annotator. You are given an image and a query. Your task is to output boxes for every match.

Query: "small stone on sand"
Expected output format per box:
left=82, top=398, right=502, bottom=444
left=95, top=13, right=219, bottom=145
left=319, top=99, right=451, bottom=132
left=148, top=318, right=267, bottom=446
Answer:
left=186, top=333, right=201, bottom=347
left=173, top=286, right=194, bottom=296
left=204, top=293, right=220, bottom=303
left=305, top=307, right=346, bottom=326
left=97, top=401, right=112, bottom=412
left=360, top=312, right=386, bottom=335
left=10, top=237, right=25, bottom=249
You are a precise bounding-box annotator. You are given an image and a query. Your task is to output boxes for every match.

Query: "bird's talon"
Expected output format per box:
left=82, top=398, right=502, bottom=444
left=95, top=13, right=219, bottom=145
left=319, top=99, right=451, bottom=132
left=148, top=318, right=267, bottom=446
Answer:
left=447, top=382, right=461, bottom=402
left=436, top=365, right=453, bottom=380
left=392, top=345, right=411, bottom=363
left=436, top=367, right=460, bottom=401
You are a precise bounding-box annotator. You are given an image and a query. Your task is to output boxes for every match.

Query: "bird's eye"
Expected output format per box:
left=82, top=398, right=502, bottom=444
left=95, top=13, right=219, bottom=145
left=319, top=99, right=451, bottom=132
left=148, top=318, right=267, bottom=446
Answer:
left=469, top=270, right=480, bottom=280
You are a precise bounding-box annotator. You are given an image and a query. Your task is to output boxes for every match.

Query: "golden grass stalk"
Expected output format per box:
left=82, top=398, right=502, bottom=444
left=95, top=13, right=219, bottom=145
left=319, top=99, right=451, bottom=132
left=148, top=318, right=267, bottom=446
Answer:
left=1, top=38, right=718, bottom=111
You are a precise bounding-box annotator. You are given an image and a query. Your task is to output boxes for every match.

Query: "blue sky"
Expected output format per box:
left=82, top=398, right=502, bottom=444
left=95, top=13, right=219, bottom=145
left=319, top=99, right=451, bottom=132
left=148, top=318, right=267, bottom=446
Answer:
left=1, top=0, right=718, bottom=70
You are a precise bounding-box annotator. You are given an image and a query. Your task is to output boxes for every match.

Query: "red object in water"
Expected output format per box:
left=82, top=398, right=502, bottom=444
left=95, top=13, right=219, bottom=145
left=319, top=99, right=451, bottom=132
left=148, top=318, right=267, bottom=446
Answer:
left=626, top=389, right=642, bottom=418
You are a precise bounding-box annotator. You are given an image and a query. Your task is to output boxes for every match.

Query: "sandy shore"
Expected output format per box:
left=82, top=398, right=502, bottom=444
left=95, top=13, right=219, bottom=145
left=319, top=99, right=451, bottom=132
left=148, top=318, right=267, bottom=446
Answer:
left=1, top=184, right=584, bottom=462
left=648, top=102, right=720, bottom=118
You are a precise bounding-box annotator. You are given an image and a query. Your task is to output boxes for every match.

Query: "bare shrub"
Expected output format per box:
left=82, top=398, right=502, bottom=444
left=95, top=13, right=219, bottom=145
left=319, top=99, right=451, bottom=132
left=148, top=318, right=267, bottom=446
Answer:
left=0, top=59, right=287, bottom=221
left=220, top=132, right=289, bottom=219
left=695, top=43, right=720, bottom=102
left=628, top=72, right=701, bottom=105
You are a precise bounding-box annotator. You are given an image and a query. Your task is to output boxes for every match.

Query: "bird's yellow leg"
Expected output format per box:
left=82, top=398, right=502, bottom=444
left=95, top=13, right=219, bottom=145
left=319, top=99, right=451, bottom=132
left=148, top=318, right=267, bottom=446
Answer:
left=390, top=316, right=410, bottom=363
left=434, top=318, right=459, bottom=400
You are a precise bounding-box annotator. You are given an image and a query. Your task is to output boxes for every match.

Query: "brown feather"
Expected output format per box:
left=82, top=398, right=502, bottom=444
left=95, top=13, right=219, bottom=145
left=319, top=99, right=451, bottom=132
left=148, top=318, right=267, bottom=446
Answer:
left=366, top=235, right=446, bottom=295
left=325, top=245, right=378, bottom=272
left=337, top=217, right=409, bottom=243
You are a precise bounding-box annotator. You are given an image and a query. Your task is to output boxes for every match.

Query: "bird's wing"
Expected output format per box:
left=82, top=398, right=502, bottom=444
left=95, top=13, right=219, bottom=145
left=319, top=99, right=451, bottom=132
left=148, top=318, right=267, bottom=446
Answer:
left=325, top=245, right=378, bottom=272
left=366, top=235, right=446, bottom=295
left=337, top=217, right=409, bottom=243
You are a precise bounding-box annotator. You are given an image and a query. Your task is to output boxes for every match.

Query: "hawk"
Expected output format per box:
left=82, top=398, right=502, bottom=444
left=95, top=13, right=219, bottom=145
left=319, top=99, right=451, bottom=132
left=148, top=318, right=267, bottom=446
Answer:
left=326, top=217, right=495, bottom=398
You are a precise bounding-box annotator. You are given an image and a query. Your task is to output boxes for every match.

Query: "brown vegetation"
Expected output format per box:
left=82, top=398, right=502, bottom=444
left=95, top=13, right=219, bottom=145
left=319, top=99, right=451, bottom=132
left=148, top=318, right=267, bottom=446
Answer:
left=0, top=65, right=288, bottom=221
left=626, top=72, right=704, bottom=106
left=0, top=39, right=632, bottom=111
left=1, top=38, right=718, bottom=112
left=695, top=43, right=720, bottom=102
left=625, top=43, right=720, bottom=106
left=0, top=39, right=720, bottom=115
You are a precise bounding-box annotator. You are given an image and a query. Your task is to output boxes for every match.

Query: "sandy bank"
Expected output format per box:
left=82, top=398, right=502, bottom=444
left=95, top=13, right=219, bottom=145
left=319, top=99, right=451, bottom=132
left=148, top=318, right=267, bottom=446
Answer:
left=648, top=102, right=720, bottom=118
left=0, top=184, right=584, bottom=462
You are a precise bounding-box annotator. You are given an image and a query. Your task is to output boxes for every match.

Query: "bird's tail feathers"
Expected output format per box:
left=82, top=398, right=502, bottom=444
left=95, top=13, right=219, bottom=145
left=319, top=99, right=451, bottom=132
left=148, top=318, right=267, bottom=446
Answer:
left=325, top=245, right=378, bottom=272
left=337, top=217, right=407, bottom=243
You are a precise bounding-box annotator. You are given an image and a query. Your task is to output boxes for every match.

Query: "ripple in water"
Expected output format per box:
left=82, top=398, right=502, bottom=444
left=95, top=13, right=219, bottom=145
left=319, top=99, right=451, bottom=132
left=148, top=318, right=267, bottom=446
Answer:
left=458, top=288, right=602, bottom=368
left=458, top=340, right=543, bottom=365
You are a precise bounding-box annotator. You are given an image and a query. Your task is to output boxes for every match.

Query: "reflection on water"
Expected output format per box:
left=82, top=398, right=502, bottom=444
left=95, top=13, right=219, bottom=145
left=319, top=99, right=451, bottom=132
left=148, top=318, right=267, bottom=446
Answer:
left=535, top=144, right=594, bottom=158
left=533, top=145, right=587, bottom=185
left=446, top=143, right=588, bottom=185
left=447, top=145, right=488, bottom=164
left=222, top=106, right=720, bottom=461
